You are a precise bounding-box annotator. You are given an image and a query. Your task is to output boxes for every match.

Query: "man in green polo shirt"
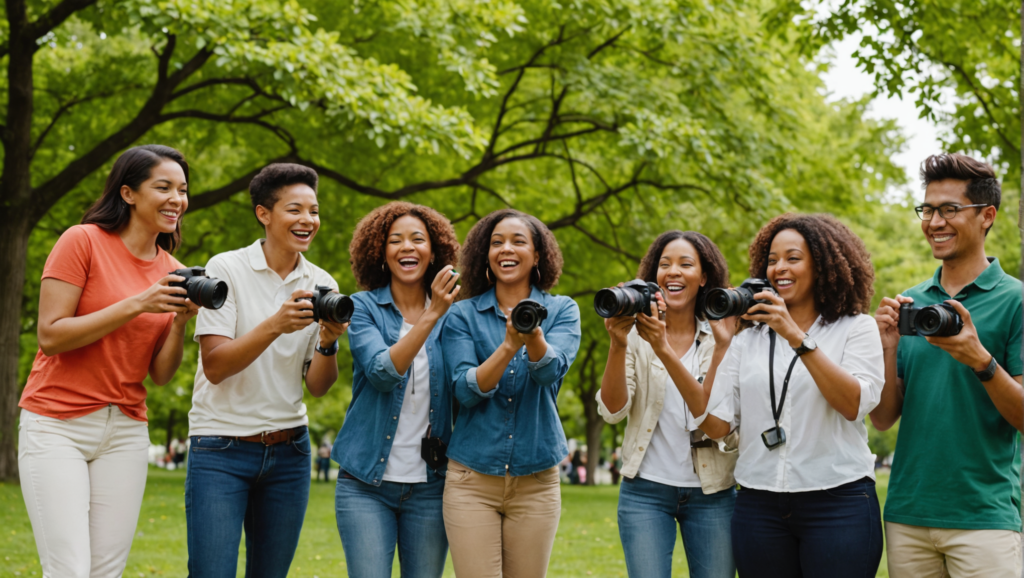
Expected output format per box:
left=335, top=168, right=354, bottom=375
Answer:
left=873, top=153, right=1023, bottom=578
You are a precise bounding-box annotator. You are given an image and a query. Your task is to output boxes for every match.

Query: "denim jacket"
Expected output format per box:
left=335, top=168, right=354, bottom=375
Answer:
left=331, top=285, right=452, bottom=486
left=442, top=286, right=581, bottom=476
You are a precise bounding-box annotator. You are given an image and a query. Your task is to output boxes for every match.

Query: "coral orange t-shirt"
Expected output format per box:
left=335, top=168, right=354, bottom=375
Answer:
left=20, top=224, right=183, bottom=422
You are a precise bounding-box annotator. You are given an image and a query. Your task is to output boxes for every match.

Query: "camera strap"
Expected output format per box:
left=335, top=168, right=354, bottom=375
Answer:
left=768, top=329, right=800, bottom=428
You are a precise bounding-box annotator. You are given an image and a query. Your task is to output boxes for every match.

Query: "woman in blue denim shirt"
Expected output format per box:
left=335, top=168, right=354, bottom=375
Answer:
left=332, top=202, right=461, bottom=578
left=441, top=209, right=581, bottom=577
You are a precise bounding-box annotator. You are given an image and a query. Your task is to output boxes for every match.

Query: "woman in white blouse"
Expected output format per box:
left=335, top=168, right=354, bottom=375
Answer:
left=698, top=213, right=884, bottom=578
left=597, top=231, right=739, bottom=578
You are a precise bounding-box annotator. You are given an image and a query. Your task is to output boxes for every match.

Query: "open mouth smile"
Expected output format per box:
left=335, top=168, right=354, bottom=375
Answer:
left=398, top=257, right=420, bottom=270
left=291, top=230, right=313, bottom=241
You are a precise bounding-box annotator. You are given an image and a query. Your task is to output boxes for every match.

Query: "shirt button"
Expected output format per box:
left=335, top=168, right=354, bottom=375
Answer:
left=393, top=416, right=397, bottom=420
left=386, top=435, right=391, bottom=439
left=509, top=435, right=513, bottom=439
left=508, top=398, right=512, bottom=402
left=647, top=429, right=652, bottom=432
left=430, top=409, right=434, bottom=413
left=380, top=458, right=385, bottom=462
left=639, top=447, right=644, bottom=451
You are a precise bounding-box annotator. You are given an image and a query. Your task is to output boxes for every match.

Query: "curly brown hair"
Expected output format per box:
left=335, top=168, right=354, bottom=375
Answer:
left=637, top=231, right=730, bottom=321
left=748, top=213, right=874, bottom=324
left=459, top=209, right=564, bottom=299
left=348, top=202, right=460, bottom=293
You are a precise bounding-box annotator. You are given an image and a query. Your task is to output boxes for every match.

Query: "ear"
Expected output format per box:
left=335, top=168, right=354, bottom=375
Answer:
left=120, top=185, right=136, bottom=206
left=981, top=205, right=997, bottom=232
left=255, top=204, right=272, bottom=228
left=700, top=272, right=707, bottom=288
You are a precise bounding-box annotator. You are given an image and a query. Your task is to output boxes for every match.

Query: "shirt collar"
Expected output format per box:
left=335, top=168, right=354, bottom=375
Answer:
left=245, top=239, right=310, bottom=282
left=927, top=257, right=1002, bottom=294
left=372, top=285, right=396, bottom=306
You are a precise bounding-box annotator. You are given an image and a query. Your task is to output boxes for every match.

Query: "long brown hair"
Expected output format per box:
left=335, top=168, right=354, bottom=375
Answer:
left=81, top=145, right=189, bottom=253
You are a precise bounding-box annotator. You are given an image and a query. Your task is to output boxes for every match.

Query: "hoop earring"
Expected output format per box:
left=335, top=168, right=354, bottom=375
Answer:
left=382, top=262, right=387, bottom=273
left=532, top=264, right=541, bottom=285
left=486, top=267, right=493, bottom=284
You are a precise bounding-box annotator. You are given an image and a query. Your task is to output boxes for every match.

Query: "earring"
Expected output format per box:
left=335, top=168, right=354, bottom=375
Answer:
left=430, top=255, right=435, bottom=265
left=382, top=262, right=387, bottom=272
left=532, top=264, right=541, bottom=284
left=486, top=268, right=493, bottom=284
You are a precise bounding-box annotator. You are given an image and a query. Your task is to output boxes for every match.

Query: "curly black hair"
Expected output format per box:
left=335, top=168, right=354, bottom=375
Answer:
left=748, top=213, right=874, bottom=324
left=459, top=209, right=564, bottom=299
left=637, top=230, right=730, bottom=321
left=348, top=202, right=460, bottom=293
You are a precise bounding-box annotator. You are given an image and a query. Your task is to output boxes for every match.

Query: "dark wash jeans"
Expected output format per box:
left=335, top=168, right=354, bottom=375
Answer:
left=185, top=429, right=312, bottom=578
left=335, top=471, right=448, bottom=578
left=731, top=477, right=883, bottom=578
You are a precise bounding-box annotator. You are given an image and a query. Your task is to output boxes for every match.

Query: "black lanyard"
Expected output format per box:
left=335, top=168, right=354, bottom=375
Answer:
left=768, top=329, right=801, bottom=428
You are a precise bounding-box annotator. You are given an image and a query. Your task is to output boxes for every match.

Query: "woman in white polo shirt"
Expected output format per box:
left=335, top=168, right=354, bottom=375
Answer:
left=698, top=213, right=884, bottom=578
left=185, top=163, right=348, bottom=578
left=596, top=230, right=738, bottom=578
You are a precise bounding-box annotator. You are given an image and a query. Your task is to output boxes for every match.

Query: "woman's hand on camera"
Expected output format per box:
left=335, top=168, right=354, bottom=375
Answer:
left=742, top=291, right=804, bottom=346
left=427, top=265, right=460, bottom=320
left=319, top=320, right=349, bottom=349
left=270, top=289, right=316, bottom=335
left=172, top=299, right=201, bottom=328
left=604, top=315, right=634, bottom=349
left=133, top=275, right=189, bottom=315
left=501, top=314, right=527, bottom=352
left=708, top=315, right=738, bottom=351
left=635, top=293, right=670, bottom=354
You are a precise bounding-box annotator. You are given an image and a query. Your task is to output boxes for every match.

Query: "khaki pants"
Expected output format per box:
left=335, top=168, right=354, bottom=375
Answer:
left=885, top=521, right=1023, bottom=578
left=443, top=460, right=561, bottom=577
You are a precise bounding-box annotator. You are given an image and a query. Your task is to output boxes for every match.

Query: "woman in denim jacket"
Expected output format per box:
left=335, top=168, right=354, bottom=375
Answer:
left=596, top=231, right=738, bottom=578
left=441, top=209, right=581, bottom=577
left=332, top=202, right=461, bottom=578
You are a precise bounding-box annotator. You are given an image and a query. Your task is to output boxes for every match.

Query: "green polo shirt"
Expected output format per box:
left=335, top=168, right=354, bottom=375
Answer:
left=885, top=258, right=1022, bottom=532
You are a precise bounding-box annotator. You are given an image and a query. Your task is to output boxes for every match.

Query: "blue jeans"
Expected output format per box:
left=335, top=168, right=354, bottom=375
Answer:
left=731, top=477, right=883, bottom=578
left=185, top=429, right=312, bottom=578
left=335, top=472, right=448, bottom=578
left=617, top=476, right=737, bottom=578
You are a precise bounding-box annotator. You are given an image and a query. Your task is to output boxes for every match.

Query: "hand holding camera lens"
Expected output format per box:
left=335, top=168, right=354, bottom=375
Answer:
left=741, top=289, right=806, bottom=348
left=133, top=275, right=191, bottom=315
left=273, top=289, right=318, bottom=335
left=635, top=293, right=670, bottom=353
left=910, top=300, right=993, bottom=373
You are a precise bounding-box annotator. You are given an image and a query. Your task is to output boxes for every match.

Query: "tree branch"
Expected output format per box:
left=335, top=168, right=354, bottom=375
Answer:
left=573, top=223, right=642, bottom=262
left=27, top=0, right=99, bottom=54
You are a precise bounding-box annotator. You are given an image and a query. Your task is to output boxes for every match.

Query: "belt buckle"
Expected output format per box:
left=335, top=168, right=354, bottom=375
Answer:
left=261, top=431, right=269, bottom=446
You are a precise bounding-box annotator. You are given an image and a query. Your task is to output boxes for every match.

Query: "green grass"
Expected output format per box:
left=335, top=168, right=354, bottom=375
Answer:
left=1, top=468, right=890, bottom=577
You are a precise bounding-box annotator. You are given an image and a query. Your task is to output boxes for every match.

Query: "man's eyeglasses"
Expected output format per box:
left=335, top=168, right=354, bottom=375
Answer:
left=914, top=203, right=990, bottom=221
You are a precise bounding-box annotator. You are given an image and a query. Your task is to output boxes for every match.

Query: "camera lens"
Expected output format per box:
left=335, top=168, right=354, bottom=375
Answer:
left=511, top=300, right=547, bottom=333
left=704, top=287, right=745, bottom=320
left=593, top=286, right=644, bottom=318
left=318, top=292, right=354, bottom=324
left=188, top=277, right=228, bottom=310
left=916, top=305, right=957, bottom=337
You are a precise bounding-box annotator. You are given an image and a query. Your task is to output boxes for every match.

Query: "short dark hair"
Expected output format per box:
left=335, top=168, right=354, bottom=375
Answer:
left=81, top=144, right=189, bottom=253
left=459, top=209, right=564, bottom=299
left=637, top=231, right=730, bottom=321
left=922, top=153, right=1001, bottom=225
left=249, top=163, right=319, bottom=223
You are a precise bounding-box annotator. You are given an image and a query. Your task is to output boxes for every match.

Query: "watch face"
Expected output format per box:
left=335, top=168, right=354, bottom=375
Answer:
left=802, top=336, right=816, bottom=350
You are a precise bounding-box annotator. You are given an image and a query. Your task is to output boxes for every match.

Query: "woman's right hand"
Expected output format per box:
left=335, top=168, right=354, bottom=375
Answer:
left=604, top=315, right=635, bottom=349
left=708, top=314, right=738, bottom=351
left=502, top=314, right=527, bottom=352
left=132, top=275, right=189, bottom=314
left=427, top=265, right=460, bottom=319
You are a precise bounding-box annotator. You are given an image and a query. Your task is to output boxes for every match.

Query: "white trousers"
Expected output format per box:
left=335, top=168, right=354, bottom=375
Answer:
left=18, top=406, right=150, bottom=578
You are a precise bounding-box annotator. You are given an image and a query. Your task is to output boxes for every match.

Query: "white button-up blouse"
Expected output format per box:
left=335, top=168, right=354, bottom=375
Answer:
left=696, top=313, right=884, bottom=492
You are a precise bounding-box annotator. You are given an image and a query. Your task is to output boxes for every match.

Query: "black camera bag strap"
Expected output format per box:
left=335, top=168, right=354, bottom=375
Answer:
left=768, top=329, right=801, bottom=429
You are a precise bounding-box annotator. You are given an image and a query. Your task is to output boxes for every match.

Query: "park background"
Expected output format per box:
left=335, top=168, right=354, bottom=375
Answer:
left=0, top=0, right=1020, bottom=576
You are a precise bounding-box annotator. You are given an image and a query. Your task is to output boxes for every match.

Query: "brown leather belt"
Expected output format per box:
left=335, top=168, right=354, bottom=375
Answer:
left=234, top=426, right=306, bottom=446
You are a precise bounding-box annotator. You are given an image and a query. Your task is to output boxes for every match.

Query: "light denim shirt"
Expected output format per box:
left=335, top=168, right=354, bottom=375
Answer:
left=442, top=286, right=581, bottom=476
left=332, top=285, right=452, bottom=486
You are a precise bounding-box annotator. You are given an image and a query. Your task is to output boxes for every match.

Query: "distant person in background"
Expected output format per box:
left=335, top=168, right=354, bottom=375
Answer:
left=316, top=442, right=332, bottom=482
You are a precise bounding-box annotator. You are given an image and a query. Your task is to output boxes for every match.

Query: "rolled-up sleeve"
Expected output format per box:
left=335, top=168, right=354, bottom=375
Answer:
left=597, top=332, right=639, bottom=424
left=442, top=307, right=493, bottom=408
left=842, top=315, right=885, bottom=421
left=527, top=298, right=581, bottom=388
left=347, top=297, right=403, bottom=393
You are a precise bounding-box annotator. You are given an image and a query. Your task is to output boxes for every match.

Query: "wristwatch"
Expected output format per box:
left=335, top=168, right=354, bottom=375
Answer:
left=973, top=355, right=998, bottom=382
left=315, top=339, right=339, bottom=357
left=792, top=334, right=817, bottom=357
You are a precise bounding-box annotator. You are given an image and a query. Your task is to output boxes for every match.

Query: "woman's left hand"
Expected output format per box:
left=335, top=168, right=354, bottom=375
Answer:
left=740, top=291, right=805, bottom=346
left=635, top=293, right=670, bottom=354
left=172, top=300, right=201, bottom=328
left=319, top=320, right=349, bottom=349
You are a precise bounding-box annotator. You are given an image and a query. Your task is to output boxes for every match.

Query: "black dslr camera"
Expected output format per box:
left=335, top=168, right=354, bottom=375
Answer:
left=702, top=278, right=775, bottom=320
left=511, top=299, right=547, bottom=333
left=593, top=280, right=664, bottom=318
left=898, top=302, right=963, bottom=337
left=297, top=285, right=354, bottom=324
left=169, top=267, right=228, bottom=310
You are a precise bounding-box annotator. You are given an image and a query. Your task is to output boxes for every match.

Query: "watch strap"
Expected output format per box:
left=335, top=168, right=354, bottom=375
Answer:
left=973, top=356, right=998, bottom=382
left=316, top=339, right=339, bottom=357
left=792, top=335, right=815, bottom=357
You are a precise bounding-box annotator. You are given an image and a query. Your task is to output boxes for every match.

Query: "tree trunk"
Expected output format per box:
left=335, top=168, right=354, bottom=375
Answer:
left=165, top=408, right=176, bottom=453
left=582, top=388, right=603, bottom=486
left=0, top=214, right=31, bottom=482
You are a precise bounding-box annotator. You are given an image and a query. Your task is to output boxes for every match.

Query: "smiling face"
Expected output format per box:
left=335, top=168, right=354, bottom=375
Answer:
left=767, top=228, right=816, bottom=308
left=921, top=179, right=993, bottom=262
left=488, top=217, right=539, bottom=287
left=386, top=214, right=432, bottom=288
left=122, top=159, right=188, bottom=235
left=656, top=238, right=705, bottom=312
left=256, top=183, right=320, bottom=253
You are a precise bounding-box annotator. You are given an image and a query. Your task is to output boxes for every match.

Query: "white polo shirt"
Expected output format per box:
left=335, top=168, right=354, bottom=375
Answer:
left=189, top=240, right=339, bottom=437
left=697, top=314, right=884, bottom=492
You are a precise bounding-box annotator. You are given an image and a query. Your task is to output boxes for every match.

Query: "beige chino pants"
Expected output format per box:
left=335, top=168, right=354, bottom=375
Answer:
left=885, top=521, right=1023, bottom=578
left=443, top=460, right=562, bottom=577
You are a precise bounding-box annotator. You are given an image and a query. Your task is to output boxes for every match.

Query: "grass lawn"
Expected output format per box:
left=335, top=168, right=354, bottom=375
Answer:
left=1, top=467, right=891, bottom=577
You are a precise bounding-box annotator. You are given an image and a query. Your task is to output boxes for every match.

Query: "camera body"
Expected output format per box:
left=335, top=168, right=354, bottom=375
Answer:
left=898, top=302, right=963, bottom=337
left=702, top=278, right=775, bottom=320
left=511, top=299, right=548, bottom=333
left=593, top=279, right=664, bottom=318
left=761, top=426, right=786, bottom=450
left=168, top=267, right=228, bottom=310
left=297, top=285, right=354, bottom=324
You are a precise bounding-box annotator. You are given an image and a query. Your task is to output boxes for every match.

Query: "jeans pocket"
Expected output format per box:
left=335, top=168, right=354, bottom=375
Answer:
left=290, top=432, right=312, bottom=456
left=823, top=480, right=872, bottom=499
left=191, top=436, right=234, bottom=452
left=446, top=461, right=473, bottom=483
left=532, top=466, right=560, bottom=486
